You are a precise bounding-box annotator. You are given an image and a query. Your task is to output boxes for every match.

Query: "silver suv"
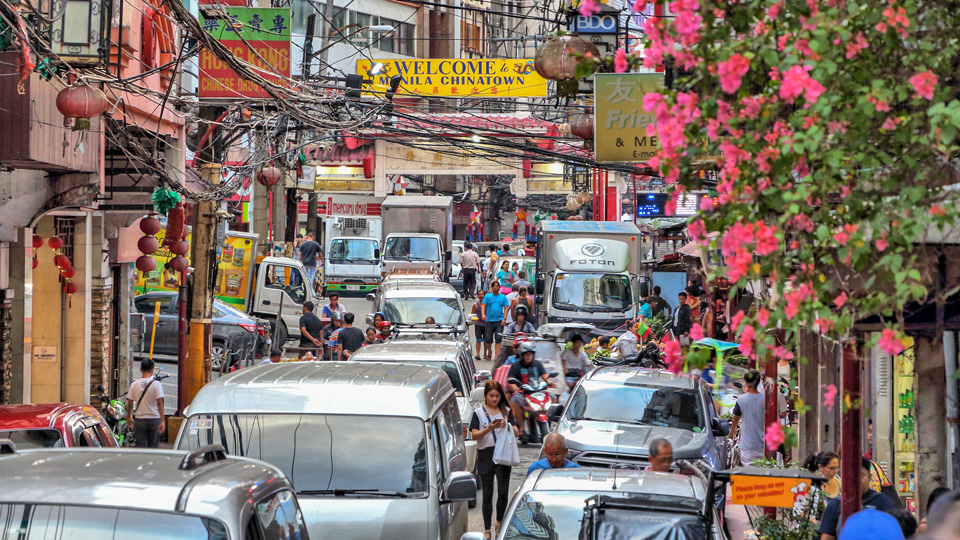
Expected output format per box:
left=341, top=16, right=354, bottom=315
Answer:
left=0, top=443, right=309, bottom=539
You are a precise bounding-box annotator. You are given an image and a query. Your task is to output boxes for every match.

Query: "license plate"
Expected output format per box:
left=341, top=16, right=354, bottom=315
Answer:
left=346, top=285, right=360, bottom=291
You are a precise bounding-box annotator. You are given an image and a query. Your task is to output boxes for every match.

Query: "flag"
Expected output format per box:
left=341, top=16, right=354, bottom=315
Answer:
left=637, top=316, right=653, bottom=341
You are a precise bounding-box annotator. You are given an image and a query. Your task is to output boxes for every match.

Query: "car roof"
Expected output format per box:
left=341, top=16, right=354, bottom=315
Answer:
left=524, top=468, right=707, bottom=502
left=350, top=341, right=462, bottom=365
left=0, top=448, right=293, bottom=517
left=379, top=281, right=459, bottom=297
left=185, top=362, right=455, bottom=420
left=0, top=403, right=101, bottom=430
left=586, top=367, right=699, bottom=389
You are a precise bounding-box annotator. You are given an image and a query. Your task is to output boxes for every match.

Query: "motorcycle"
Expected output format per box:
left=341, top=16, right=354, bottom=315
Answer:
left=508, top=371, right=558, bottom=445
left=93, top=365, right=169, bottom=447
left=591, top=341, right=666, bottom=369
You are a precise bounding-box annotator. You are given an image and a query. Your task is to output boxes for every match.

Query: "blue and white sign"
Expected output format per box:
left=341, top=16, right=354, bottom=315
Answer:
left=571, top=13, right=618, bottom=34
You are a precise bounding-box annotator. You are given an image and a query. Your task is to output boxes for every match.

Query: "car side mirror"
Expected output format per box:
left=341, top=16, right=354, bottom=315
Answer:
left=639, top=281, right=650, bottom=298
left=374, top=248, right=381, bottom=260
left=441, top=471, right=476, bottom=503
left=733, top=381, right=743, bottom=390
left=475, top=370, right=491, bottom=384
left=366, top=292, right=376, bottom=303
left=712, top=417, right=730, bottom=437
left=471, top=387, right=485, bottom=404
left=548, top=404, right=563, bottom=422
left=365, top=314, right=375, bottom=325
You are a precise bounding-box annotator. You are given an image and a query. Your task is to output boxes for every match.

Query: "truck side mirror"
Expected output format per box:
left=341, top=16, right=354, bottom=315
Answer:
left=639, top=281, right=650, bottom=298
left=374, top=248, right=381, bottom=260
left=445, top=250, right=452, bottom=261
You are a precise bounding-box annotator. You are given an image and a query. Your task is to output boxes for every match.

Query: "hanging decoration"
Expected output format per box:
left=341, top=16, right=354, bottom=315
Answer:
left=163, top=202, right=186, bottom=248
left=534, top=34, right=599, bottom=81
left=136, top=213, right=161, bottom=276
left=55, top=83, right=108, bottom=130
left=32, top=235, right=43, bottom=249
left=48, top=236, right=63, bottom=250
left=256, top=166, right=282, bottom=187
left=151, top=187, right=181, bottom=215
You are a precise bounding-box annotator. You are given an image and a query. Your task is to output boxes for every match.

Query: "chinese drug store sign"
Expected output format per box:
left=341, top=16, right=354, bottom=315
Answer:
left=356, top=59, right=548, bottom=98
left=199, top=8, right=291, bottom=98
left=594, top=73, right=664, bottom=163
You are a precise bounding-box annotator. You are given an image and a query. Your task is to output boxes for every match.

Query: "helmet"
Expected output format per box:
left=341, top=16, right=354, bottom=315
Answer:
left=330, top=312, right=342, bottom=322
left=513, top=332, right=528, bottom=347
left=517, top=342, right=536, bottom=356
left=106, top=400, right=125, bottom=420
left=514, top=305, right=529, bottom=318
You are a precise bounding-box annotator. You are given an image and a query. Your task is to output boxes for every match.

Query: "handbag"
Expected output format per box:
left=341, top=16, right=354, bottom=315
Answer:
left=492, top=420, right=521, bottom=467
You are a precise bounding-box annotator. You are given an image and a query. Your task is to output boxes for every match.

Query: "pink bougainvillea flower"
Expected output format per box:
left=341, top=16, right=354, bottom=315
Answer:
left=774, top=346, right=794, bottom=361
left=882, top=5, right=910, bottom=37
left=876, top=234, right=889, bottom=252
left=631, top=0, right=650, bottom=12
left=909, top=71, right=937, bottom=100
left=931, top=204, right=946, bottom=217
left=779, top=65, right=825, bottom=105
left=614, top=49, right=629, bottom=73
left=730, top=311, right=745, bottom=332
left=690, top=323, right=705, bottom=342
left=765, top=422, right=785, bottom=451
left=822, top=384, right=838, bottom=411
left=881, top=117, right=899, bottom=130
left=717, top=53, right=750, bottom=94
left=766, top=0, right=782, bottom=19
left=878, top=328, right=906, bottom=356
left=579, top=0, right=601, bottom=17
left=834, top=291, right=848, bottom=308
left=754, top=221, right=779, bottom=255
left=738, top=324, right=756, bottom=358
left=815, top=317, right=835, bottom=333
left=757, top=307, right=770, bottom=327
left=845, top=32, right=868, bottom=59
left=663, top=339, right=683, bottom=374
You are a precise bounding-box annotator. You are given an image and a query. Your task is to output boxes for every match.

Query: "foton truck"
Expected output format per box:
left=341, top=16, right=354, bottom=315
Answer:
left=323, top=215, right=383, bottom=295
left=380, top=195, right=454, bottom=280
left=135, top=226, right=319, bottom=344
left=535, top=221, right=647, bottom=335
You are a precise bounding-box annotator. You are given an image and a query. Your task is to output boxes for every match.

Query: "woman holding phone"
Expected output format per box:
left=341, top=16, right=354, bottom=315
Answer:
left=470, top=381, right=519, bottom=539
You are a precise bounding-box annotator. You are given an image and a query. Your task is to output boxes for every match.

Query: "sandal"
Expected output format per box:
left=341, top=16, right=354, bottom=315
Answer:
left=484, top=531, right=492, bottom=539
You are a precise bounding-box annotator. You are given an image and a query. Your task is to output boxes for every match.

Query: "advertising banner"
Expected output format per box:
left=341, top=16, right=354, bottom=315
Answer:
left=356, top=58, right=547, bottom=98
left=594, top=73, right=664, bottom=163
left=199, top=8, right=291, bottom=98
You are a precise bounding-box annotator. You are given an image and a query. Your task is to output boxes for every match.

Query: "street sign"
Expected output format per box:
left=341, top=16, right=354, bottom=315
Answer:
left=198, top=8, right=291, bottom=99
left=571, top=13, right=618, bottom=34
left=356, top=59, right=548, bottom=98
left=594, top=73, right=664, bottom=163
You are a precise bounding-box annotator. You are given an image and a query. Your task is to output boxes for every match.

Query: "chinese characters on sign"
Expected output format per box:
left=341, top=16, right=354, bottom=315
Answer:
left=356, top=59, right=548, bottom=98
left=383, top=142, right=515, bottom=173
left=594, top=73, right=664, bottom=163
left=199, top=8, right=291, bottom=99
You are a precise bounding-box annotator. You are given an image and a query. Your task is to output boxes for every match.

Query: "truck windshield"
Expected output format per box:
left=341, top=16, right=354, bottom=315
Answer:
left=384, top=297, right=463, bottom=325
left=384, top=237, right=439, bottom=261
left=329, top=238, right=378, bottom=263
left=552, top=273, right=631, bottom=312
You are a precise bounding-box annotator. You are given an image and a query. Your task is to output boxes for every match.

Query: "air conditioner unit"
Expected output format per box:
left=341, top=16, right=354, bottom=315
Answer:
left=331, top=217, right=343, bottom=228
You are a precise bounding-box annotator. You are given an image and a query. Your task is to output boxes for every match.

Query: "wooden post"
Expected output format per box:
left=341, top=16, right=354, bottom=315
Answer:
left=840, top=341, right=862, bottom=524
left=185, top=165, right=220, bottom=406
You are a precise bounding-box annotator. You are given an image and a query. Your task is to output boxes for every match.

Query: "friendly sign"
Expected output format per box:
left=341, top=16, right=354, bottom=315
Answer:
left=729, top=475, right=816, bottom=509
left=594, top=73, right=664, bottom=163
left=356, top=59, right=547, bottom=98
left=199, top=8, right=291, bottom=99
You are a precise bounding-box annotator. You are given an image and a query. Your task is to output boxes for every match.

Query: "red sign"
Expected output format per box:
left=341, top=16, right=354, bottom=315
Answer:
left=297, top=197, right=382, bottom=217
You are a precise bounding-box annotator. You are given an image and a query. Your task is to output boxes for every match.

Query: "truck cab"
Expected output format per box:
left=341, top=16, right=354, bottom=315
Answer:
left=382, top=232, right=446, bottom=278
left=252, top=256, right=321, bottom=344
left=323, top=236, right=381, bottom=294
left=380, top=195, right=453, bottom=280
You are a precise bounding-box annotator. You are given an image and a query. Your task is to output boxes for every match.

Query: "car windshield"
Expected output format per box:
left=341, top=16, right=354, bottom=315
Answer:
left=384, top=237, right=439, bottom=261
left=502, top=491, right=705, bottom=540
left=179, top=414, right=428, bottom=496
left=0, top=428, right=63, bottom=448
left=329, top=238, right=378, bottom=263
left=567, top=381, right=705, bottom=430
left=384, top=297, right=463, bottom=325
left=0, top=504, right=227, bottom=539
left=552, top=273, right=631, bottom=313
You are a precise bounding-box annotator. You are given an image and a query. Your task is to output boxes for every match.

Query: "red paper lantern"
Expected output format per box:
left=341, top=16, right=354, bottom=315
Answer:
left=363, top=154, right=375, bottom=179
left=54, top=254, right=71, bottom=269
left=170, top=240, right=189, bottom=256
left=64, top=282, right=78, bottom=295
left=139, top=215, right=161, bottom=236
left=56, top=84, right=109, bottom=119
left=32, top=256, right=38, bottom=269
left=32, top=235, right=43, bottom=249
left=137, top=235, right=159, bottom=254
left=48, top=236, right=63, bottom=250
left=168, top=256, right=188, bottom=272
left=534, top=35, right=600, bottom=81
left=136, top=255, right=156, bottom=273
left=257, top=167, right=282, bottom=187
left=61, top=266, right=76, bottom=279
left=570, top=113, right=595, bottom=140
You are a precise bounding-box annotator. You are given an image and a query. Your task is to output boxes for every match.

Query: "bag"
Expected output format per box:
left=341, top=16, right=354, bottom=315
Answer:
left=132, top=379, right=156, bottom=418
left=492, top=422, right=521, bottom=467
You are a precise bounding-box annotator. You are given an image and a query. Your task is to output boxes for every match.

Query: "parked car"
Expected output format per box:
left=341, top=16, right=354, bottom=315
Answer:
left=461, top=468, right=726, bottom=540
left=0, top=445, right=309, bottom=539
left=548, top=367, right=730, bottom=472
left=132, top=291, right=270, bottom=369
left=176, top=362, right=476, bottom=540
left=366, top=281, right=468, bottom=329
left=0, top=403, right=118, bottom=448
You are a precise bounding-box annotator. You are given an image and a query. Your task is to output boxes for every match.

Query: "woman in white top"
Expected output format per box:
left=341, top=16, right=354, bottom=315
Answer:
left=469, top=381, right=519, bottom=539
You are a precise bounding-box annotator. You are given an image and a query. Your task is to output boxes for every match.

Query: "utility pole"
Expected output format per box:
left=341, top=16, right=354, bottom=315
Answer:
left=302, top=14, right=319, bottom=237
left=186, top=166, right=220, bottom=400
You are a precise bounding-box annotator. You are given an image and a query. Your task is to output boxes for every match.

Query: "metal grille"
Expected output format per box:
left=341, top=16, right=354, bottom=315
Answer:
left=55, top=217, right=76, bottom=262
left=342, top=217, right=368, bottom=230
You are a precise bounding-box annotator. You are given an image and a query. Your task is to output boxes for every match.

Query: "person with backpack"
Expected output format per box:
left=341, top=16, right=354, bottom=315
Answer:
left=124, top=358, right=165, bottom=448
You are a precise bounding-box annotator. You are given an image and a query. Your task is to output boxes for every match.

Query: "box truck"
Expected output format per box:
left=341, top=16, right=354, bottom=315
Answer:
left=322, top=215, right=382, bottom=294
left=380, top=195, right=454, bottom=280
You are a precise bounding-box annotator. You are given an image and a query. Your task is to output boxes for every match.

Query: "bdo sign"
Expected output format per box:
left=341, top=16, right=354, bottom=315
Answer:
left=571, top=13, right=618, bottom=34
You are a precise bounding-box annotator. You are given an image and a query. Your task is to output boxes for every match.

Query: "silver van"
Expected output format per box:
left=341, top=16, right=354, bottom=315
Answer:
left=176, top=362, right=476, bottom=540
left=0, top=444, right=309, bottom=539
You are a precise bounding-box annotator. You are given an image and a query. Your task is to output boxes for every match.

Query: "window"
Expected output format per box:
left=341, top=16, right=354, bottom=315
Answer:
left=382, top=297, right=463, bottom=325
left=263, top=265, right=306, bottom=304
left=0, top=504, right=228, bottom=539
left=399, top=23, right=416, bottom=56
left=0, top=429, right=63, bottom=448
left=78, top=426, right=104, bottom=447
left=135, top=295, right=172, bottom=314
left=567, top=382, right=705, bottom=431
left=256, top=490, right=309, bottom=540
left=552, top=273, right=632, bottom=313
left=373, top=17, right=396, bottom=53
left=460, top=20, right=481, bottom=52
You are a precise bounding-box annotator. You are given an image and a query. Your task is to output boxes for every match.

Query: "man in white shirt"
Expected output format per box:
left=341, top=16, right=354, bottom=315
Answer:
left=125, top=358, right=165, bottom=448
left=258, top=349, right=283, bottom=365
left=503, top=284, right=520, bottom=325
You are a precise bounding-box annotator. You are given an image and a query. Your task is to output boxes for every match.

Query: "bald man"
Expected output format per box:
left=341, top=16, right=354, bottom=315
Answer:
left=646, top=438, right=673, bottom=473
left=527, top=434, right=581, bottom=475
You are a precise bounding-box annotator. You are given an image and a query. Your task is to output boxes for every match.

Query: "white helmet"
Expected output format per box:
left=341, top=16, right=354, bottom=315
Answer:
left=517, top=342, right=536, bottom=356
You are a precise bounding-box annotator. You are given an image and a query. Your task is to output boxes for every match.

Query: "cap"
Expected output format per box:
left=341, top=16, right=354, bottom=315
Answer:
left=839, top=509, right=904, bottom=540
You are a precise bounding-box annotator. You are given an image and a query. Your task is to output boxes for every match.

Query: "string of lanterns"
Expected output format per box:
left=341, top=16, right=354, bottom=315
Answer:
left=32, top=234, right=78, bottom=297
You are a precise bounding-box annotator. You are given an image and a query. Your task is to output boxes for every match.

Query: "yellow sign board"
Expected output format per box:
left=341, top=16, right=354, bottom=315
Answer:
left=357, top=59, right=547, bottom=98
left=136, top=227, right=192, bottom=294
left=729, top=475, right=816, bottom=510
left=594, top=73, right=664, bottom=163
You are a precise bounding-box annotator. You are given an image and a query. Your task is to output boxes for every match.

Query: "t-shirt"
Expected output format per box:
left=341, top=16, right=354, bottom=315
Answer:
left=482, top=293, right=510, bottom=322
left=527, top=458, right=580, bottom=476
left=299, top=240, right=322, bottom=266
left=613, top=331, right=639, bottom=357
left=505, top=321, right=535, bottom=335
left=328, top=328, right=343, bottom=360
left=649, top=295, right=671, bottom=317
left=507, top=359, right=546, bottom=386
left=497, top=270, right=514, bottom=288
left=733, top=393, right=766, bottom=462
left=639, top=303, right=653, bottom=318
left=561, top=349, right=591, bottom=373
left=299, top=312, right=324, bottom=346
left=128, top=377, right=164, bottom=419
left=258, top=358, right=276, bottom=365
left=337, top=326, right=366, bottom=355
left=818, top=490, right=896, bottom=537
left=322, top=303, right=347, bottom=319
left=469, top=408, right=517, bottom=450
left=460, top=250, right=480, bottom=270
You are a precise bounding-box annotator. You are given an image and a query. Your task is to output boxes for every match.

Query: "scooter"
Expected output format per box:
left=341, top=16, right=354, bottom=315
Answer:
left=93, top=365, right=169, bottom=447
left=592, top=342, right=666, bottom=369
left=508, top=372, right=558, bottom=445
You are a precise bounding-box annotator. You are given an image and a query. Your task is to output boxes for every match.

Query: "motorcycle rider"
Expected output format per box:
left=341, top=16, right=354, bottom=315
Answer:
left=507, top=341, right=554, bottom=444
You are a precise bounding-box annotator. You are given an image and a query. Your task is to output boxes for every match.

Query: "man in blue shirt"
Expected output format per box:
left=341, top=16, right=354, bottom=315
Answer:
left=818, top=457, right=897, bottom=540
left=528, top=434, right=581, bottom=475
left=481, top=285, right=510, bottom=360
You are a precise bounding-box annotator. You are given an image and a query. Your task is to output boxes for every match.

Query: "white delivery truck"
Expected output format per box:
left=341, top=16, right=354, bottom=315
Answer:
left=535, top=221, right=647, bottom=336
left=380, top=195, right=454, bottom=280
left=322, top=215, right=382, bottom=295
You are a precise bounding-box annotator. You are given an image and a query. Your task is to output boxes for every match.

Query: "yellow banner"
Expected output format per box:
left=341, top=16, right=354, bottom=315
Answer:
left=594, top=73, right=664, bottom=163
left=357, top=59, right=547, bottom=98
left=729, top=475, right=816, bottom=509
left=136, top=227, right=192, bottom=294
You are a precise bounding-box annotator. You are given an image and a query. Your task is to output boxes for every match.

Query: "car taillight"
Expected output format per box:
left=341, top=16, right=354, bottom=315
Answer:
left=238, top=323, right=257, bottom=333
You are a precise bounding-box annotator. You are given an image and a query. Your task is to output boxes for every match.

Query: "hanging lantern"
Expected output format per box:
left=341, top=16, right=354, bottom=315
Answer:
left=170, top=240, right=189, bottom=256
left=534, top=35, right=600, bottom=81
left=136, top=255, right=156, bottom=273
left=32, top=235, right=44, bottom=249
left=61, top=266, right=76, bottom=279
left=137, top=235, right=159, bottom=255
left=570, top=113, right=595, bottom=140
left=257, top=167, right=282, bottom=187
left=139, top=214, right=161, bottom=236
left=168, top=255, right=188, bottom=272
left=54, top=254, right=71, bottom=269
left=48, top=236, right=63, bottom=250
left=577, top=192, right=592, bottom=205
left=32, top=256, right=38, bottom=269
left=64, top=282, right=78, bottom=295
left=55, top=84, right=109, bottom=119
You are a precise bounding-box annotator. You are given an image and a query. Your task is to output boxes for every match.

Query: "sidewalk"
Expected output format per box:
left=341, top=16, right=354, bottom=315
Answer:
left=725, top=488, right=755, bottom=540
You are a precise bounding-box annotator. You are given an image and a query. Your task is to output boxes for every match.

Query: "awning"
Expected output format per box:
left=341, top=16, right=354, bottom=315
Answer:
left=678, top=232, right=721, bottom=256
left=304, top=143, right=375, bottom=178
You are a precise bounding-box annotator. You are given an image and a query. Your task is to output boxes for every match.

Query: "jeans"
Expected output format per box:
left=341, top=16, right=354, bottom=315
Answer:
left=462, top=268, right=477, bottom=297
left=479, top=459, right=512, bottom=530
left=304, top=265, right=318, bottom=290
left=133, top=417, right=161, bottom=448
